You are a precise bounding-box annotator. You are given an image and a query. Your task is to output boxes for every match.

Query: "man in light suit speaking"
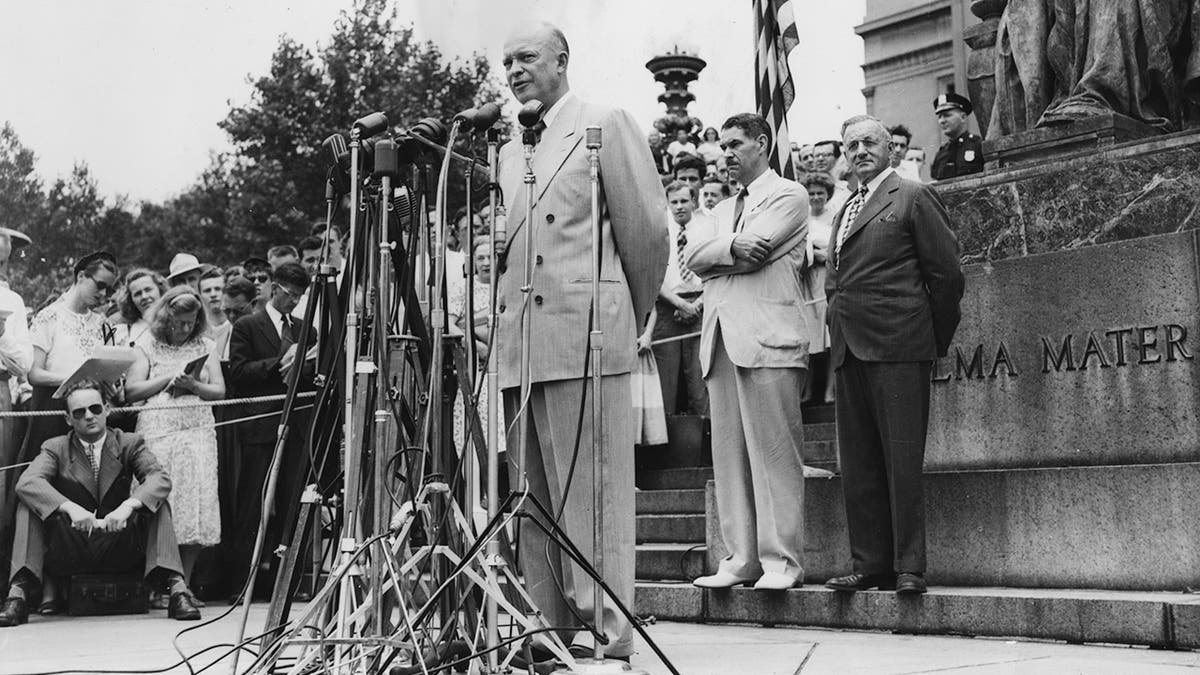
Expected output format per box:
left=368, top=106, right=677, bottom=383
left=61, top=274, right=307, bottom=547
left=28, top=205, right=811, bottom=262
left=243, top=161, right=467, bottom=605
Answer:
left=685, top=113, right=810, bottom=592
left=495, top=21, right=668, bottom=659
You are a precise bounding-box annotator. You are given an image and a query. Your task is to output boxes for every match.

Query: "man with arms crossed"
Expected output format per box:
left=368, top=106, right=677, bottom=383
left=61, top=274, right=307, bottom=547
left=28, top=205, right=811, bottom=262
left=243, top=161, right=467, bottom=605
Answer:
left=687, top=113, right=810, bottom=592
left=824, top=115, right=964, bottom=595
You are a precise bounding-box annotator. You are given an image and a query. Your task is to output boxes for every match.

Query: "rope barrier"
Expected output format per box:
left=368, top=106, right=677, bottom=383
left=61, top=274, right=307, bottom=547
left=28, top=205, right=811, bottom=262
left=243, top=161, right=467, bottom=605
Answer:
left=0, top=391, right=317, bottom=418
left=0, top=404, right=318, bottom=473
left=649, top=331, right=701, bottom=347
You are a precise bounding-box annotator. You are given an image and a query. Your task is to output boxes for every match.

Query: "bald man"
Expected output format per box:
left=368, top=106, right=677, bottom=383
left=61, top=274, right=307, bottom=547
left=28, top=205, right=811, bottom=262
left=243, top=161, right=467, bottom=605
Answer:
left=496, top=21, right=668, bottom=659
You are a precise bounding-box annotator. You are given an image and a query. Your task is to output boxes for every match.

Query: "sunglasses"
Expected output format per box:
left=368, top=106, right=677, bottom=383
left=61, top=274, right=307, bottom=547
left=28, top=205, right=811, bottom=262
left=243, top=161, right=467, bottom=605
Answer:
left=89, top=276, right=115, bottom=296
left=69, top=403, right=104, bottom=419
left=248, top=274, right=271, bottom=283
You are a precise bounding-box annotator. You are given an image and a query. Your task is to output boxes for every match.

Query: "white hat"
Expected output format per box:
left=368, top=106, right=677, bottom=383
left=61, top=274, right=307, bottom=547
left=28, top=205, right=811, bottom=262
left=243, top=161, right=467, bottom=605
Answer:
left=167, top=253, right=205, bottom=280
left=0, top=227, right=31, bottom=248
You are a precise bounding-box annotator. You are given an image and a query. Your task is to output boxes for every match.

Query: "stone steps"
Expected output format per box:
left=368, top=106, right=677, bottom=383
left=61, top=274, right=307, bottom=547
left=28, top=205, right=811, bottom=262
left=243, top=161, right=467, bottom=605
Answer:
left=636, top=514, right=705, bottom=544
left=635, top=543, right=706, bottom=581
left=635, top=488, right=705, bottom=515
left=635, top=581, right=1200, bottom=649
left=705, top=463, right=1200, bottom=590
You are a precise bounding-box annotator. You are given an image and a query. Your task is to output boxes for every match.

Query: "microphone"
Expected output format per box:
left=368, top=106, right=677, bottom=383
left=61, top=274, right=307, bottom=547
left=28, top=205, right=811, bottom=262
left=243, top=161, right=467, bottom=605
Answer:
left=410, top=117, right=448, bottom=145
left=473, top=102, right=502, bottom=131
left=453, top=107, right=479, bottom=126
left=586, top=126, right=602, bottom=150
left=353, top=112, right=389, bottom=138
left=323, top=134, right=349, bottom=169
left=517, top=100, right=545, bottom=129
left=373, top=138, right=399, bottom=178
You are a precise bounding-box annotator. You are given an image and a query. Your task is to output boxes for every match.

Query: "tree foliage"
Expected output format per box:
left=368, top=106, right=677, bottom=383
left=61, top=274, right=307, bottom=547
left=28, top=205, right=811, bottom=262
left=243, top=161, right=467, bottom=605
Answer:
left=3, top=0, right=505, bottom=310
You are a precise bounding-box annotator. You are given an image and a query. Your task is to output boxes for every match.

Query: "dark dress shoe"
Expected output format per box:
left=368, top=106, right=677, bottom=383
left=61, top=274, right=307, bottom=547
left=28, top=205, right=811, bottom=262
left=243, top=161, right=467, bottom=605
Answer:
left=895, top=573, right=927, bottom=595
left=37, top=599, right=62, bottom=616
left=168, top=592, right=202, bottom=621
left=824, top=573, right=897, bottom=592
left=0, top=598, right=29, bottom=627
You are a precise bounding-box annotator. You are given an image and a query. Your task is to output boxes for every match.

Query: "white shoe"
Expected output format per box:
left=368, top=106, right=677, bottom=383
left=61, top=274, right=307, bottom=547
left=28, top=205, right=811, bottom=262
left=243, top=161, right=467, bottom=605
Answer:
left=692, top=571, right=756, bottom=589
left=753, top=572, right=800, bottom=591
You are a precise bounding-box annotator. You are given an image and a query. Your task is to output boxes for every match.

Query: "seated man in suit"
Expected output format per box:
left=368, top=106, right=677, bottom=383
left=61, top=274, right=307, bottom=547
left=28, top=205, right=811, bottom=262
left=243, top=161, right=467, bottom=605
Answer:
left=227, top=262, right=316, bottom=603
left=0, top=379, right=200, bottom=626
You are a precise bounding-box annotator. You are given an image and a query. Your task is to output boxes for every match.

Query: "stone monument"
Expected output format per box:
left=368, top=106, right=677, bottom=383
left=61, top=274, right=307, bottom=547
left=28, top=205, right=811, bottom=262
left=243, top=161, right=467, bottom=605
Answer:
left=964, top=0, right=1200, bottom=168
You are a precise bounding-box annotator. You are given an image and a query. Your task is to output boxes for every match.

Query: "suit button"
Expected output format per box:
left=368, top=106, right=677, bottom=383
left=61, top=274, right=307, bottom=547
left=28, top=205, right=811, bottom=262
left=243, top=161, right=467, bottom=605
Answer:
left=546, top=214, right=555, bottom=224
left=499, top=304, right=506, bottom=313
left=534, top=295, right=543, bottom=305
left=536, top=255, right=543, bottom=265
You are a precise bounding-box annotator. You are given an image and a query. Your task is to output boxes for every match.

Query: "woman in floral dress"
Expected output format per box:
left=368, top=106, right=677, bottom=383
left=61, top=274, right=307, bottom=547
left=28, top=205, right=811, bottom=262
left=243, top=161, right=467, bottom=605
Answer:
left=124, top=286, right=225, bottom=588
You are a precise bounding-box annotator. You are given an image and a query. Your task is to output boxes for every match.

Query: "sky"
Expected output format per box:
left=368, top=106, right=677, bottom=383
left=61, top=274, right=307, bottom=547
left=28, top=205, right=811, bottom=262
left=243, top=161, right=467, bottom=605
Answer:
left=0, top=0, right=866, bottom=204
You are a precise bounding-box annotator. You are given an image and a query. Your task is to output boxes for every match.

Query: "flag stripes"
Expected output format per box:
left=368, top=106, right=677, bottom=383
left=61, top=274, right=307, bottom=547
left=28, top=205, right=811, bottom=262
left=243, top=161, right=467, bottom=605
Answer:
left=754, top=0, right=800, bottom=180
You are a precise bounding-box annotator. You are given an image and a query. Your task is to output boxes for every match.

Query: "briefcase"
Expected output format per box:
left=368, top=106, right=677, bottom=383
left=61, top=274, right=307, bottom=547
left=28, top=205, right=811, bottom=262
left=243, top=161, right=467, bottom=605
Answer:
left=68, top=574, right=149, bottom=616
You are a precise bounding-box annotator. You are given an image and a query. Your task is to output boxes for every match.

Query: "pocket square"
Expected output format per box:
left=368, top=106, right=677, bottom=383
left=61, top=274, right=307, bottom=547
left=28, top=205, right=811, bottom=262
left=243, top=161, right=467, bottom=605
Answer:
left=882, top=212, right=898, bottom=222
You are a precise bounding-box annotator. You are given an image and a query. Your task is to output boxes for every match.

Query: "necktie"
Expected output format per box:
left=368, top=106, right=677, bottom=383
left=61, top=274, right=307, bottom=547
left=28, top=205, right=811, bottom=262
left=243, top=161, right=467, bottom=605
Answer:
left=732, top=188, right=749, bottom=231
left=87, top=442, right=100, bottom=484
left=676, top=225, right=696, bottom=284
left=280, top=315, right=295, bottom=351
left=836, top=185, right=870, bottom=266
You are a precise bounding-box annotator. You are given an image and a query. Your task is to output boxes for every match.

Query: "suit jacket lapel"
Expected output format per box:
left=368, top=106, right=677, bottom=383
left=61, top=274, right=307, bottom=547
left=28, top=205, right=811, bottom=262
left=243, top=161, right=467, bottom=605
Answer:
left=840, top=172, right=899, bottom=248
left=255, top=310, right=281, bottom=355
left=98, top=432, right=122, bottom=502
left=506, top=96, right=586, bottom=247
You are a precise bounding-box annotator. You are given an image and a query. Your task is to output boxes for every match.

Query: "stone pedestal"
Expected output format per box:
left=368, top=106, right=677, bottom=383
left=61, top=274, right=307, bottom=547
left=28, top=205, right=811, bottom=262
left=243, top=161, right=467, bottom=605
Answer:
left=983, top=113, right=1163, bottom=171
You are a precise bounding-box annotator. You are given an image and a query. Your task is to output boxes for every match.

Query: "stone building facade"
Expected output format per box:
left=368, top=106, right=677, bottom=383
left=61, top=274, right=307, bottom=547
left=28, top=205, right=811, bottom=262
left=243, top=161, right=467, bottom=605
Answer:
left=856, top=0, right=981, bottom=178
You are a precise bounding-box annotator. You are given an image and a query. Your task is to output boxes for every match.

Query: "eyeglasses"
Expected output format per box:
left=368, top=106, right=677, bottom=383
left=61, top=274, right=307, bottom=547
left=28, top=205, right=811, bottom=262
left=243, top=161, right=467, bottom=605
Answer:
left=248, top=274, right=271, bottom=283
left=69, top=403, right=104, bottom=419
left=275, top=283, right=302, bottom=301
left=88, top=276, right=115, bottom=296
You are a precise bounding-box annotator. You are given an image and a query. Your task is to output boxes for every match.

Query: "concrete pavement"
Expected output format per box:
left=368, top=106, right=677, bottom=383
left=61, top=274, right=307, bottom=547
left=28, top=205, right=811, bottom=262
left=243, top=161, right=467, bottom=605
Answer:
left=1, top=604, right=1198, bottom=674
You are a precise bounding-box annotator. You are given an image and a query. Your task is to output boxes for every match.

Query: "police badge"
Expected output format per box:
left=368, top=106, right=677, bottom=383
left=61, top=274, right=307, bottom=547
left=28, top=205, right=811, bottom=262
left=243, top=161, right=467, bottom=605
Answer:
left=964, top=150, right=976, bottom=162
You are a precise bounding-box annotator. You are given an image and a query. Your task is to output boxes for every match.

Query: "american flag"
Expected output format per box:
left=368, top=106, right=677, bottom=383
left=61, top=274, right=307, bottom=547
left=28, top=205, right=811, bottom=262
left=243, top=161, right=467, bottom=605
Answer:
left=754, top=0, right=800, bottom=180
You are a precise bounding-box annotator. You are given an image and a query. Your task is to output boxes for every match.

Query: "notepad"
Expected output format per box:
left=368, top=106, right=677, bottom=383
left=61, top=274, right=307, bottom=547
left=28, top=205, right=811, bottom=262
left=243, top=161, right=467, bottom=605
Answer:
left=52, top=346, right=138, bottom=398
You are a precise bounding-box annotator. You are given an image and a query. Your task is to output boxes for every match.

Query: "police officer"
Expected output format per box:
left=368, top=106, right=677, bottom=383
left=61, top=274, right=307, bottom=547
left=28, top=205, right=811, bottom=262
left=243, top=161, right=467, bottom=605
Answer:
left=930, top=92, right=984, bottom=181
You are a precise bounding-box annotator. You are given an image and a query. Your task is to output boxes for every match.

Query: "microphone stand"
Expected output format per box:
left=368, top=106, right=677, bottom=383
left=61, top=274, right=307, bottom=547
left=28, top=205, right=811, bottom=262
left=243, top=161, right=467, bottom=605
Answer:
left=421, top=118, right=463, bottom=623
left=462, top=135, right=478, bottom=514
left=482, top=124, right=503, bottom=675
left=585, top=126, right=607, bottom=665
left=334, top=124, right=366, bottom=673
left=371, top=138, right=400, bottom=638
left=515, top=121, right=539, bottom=498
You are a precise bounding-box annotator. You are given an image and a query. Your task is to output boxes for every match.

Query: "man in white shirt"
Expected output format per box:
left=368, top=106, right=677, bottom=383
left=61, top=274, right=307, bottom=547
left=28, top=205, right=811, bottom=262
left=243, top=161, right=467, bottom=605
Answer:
left=686, top=113, right=810, bottom=592
left=644, top=181, right=709, bottom=415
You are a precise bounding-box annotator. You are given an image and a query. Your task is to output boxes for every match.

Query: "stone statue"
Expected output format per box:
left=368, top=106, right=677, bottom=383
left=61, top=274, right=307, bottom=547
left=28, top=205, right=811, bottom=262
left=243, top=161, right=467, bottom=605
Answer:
left=989, top=0, right=1200, bottom=137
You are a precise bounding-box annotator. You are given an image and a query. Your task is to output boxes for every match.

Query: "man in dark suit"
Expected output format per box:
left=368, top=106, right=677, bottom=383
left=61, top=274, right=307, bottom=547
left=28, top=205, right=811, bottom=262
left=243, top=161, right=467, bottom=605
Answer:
left=496, top=21, right=668, bottom=659
left=0, top=380, right=200, bottom=626
left=824, top=115, right=964, bottom=595
left=227, top=262, right=316, bottom=602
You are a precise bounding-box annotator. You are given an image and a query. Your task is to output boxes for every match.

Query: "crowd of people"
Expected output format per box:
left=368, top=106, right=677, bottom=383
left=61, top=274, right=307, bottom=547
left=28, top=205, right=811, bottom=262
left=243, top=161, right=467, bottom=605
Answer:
left=0, top=22, right=974, bottom=670
left=0, top=225, right=343, bottom=627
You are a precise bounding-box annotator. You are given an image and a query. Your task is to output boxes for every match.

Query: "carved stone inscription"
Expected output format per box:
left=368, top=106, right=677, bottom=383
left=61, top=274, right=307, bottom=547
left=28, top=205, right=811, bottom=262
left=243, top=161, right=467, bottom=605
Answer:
left=933, top=324, right=1194, bottom=383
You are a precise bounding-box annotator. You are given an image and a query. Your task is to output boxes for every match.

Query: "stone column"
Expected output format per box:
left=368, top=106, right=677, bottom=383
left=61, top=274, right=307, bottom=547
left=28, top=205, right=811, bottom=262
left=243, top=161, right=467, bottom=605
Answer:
left=962, top=0, right=1007, bottom=139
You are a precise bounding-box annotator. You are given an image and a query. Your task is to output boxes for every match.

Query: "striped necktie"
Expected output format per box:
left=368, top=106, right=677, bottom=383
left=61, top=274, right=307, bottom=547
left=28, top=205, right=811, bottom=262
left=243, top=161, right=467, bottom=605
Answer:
left=87, top=442, right=100, bottom=484
left=676, top=224, right=696, bottom=284
left=836, top=185, right=870, bottom=267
